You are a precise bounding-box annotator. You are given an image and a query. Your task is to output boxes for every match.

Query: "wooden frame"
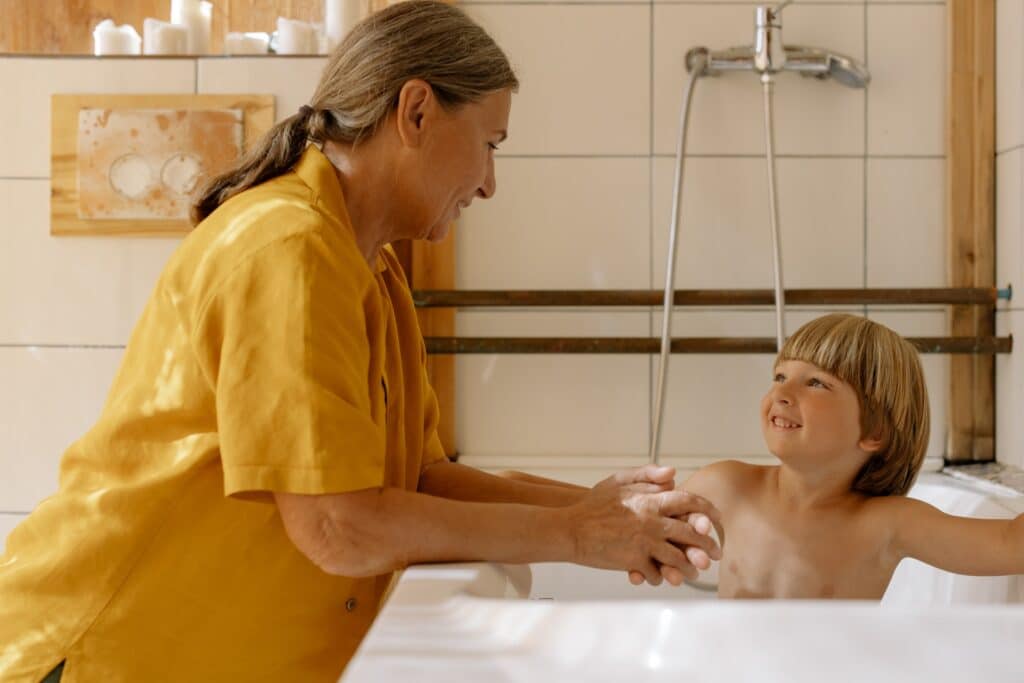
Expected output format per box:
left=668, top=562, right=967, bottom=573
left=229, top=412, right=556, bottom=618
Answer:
left=947, top=0, right=996, bottom=462
left=51, top=93, right=274, bottom=237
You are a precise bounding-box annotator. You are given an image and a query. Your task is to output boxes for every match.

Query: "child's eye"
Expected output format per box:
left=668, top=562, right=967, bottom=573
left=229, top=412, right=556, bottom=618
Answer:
left=773, top=373, right=785, bottom=383
left=808, top=377, right=829, bottom=389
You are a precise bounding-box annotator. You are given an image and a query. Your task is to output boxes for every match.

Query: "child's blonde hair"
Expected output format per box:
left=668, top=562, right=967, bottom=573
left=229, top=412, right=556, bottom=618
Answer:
left=777, top=313, right=930, bottom=496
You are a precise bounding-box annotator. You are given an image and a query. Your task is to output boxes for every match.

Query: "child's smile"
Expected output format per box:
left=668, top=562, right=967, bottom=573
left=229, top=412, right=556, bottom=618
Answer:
left=768, top=414, right=802, bottom=430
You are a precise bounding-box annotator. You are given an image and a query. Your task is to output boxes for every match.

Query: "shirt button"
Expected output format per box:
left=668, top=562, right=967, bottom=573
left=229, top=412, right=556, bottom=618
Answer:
left=346, top=597, right=358, bottom=612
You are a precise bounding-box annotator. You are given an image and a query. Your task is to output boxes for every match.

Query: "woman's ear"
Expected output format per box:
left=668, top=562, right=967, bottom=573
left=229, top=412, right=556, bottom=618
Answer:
left=394, top=79, right=434, bottom=148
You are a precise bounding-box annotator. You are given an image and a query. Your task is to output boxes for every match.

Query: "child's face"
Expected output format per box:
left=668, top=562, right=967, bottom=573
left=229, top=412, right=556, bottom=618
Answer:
left=760, top=359, right=875, bottom=470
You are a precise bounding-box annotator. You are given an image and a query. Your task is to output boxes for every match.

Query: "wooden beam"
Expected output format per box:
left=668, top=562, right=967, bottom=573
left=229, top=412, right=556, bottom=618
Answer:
left=947, top=0, right=996, bottom=461
left=413, top=237, right=457, bottom=457
left=412, top=287, right=1002, bottom=308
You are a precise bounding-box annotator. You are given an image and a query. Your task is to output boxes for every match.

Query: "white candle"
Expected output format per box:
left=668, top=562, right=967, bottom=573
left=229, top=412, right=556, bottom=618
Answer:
left=170, top=0, right=212, bottom=54
left=93, top=19, right=142, bottom=56
left=324, top=0, right=365, bottom=51
left=276, top=18, right=318, bottom=55
left=224, top=32, right=270, bottom=55
left=143, top=18, right=188, bottom=55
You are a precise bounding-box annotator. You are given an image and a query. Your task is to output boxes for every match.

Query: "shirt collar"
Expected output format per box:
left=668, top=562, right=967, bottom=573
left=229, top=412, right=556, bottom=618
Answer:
left=293, top=145, right=387, bottom=273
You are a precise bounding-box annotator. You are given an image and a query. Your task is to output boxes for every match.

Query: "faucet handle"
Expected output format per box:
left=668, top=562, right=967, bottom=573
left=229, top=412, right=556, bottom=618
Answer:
left=769, top=0, right=793, bottom=20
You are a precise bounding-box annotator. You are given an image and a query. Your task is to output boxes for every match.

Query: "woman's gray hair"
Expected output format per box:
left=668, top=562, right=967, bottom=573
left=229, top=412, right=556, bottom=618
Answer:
left=192, top=0, right=518, bottom=224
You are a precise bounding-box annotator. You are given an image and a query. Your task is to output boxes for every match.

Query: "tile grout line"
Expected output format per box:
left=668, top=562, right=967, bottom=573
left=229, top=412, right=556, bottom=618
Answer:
left=494, top=154, right=946, bottom=160
left=0, top=344, right=126, bottom=349
left=460, top=2, right=943, bottom=6
left=648, top=0, right=655, bottom=458
left=863, top=0, right=870, bottom=319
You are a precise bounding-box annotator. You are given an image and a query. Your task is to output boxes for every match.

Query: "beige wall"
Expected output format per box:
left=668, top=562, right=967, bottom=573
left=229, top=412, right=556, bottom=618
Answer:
left=996, top=0, right=1024, bottom=471
left=455, top=0, right=950, bottom=482
left=0, top=55, right=329, bottom=540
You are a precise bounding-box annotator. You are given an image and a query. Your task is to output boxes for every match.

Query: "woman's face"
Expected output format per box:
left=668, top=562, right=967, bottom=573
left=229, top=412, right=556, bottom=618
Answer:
left=407, top=87, right=512, bottom=242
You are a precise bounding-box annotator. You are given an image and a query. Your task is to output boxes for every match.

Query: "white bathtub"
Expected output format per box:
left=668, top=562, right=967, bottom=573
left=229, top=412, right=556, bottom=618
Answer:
left=530, top=471, right=1024, bottom=605
left=342, top=472, right=1024, bottom=682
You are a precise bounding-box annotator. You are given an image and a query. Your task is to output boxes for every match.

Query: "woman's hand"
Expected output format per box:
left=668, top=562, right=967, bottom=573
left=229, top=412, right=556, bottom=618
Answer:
left=627, top=511, right=717, bottom=587
left=564, top=478, right=722, bottom=586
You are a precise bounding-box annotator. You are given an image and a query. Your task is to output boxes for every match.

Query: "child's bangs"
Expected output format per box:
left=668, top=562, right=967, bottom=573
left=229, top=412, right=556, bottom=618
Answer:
left=776, top=314, right=871, bottom=387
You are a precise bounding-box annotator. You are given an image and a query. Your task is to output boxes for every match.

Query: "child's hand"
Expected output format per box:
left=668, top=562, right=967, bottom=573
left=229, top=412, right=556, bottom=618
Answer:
left=628, top=511, right=719, bottom=586
left=595, top=464, right=677, bottom=494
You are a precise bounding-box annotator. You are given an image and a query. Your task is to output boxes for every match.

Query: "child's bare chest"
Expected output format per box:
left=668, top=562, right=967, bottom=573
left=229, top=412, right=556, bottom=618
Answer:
left=716, top=504, right=896, bottom=600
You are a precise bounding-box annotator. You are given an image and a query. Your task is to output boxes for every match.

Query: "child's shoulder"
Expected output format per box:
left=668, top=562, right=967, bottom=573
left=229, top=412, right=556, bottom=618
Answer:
left=683, top=459, right=772, bottom=500
left=858, top=490, right=921, bottom=518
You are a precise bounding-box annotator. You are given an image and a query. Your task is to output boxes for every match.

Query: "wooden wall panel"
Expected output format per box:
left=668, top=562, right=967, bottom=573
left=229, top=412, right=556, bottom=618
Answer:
left=224, top=0, right=322, bottom=34
left=1, top=1, right=165, bottom=54
left=947, top=0, right=996, bottom=462
left=0, top=1, right=326, bottom=54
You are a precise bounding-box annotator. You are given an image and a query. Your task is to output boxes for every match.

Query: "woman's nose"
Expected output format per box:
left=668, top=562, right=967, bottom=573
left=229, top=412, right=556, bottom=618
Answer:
left=477, top=160, right=497, bottom=199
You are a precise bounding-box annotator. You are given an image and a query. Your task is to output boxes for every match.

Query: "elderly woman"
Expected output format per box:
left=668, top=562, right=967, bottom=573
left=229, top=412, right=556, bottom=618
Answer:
left=0, top=2, right=720, bottom=681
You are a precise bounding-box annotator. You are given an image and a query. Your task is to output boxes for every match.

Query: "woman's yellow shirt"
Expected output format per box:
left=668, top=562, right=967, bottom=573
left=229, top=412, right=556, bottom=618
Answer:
left=0, top=146, right=448, bottom=682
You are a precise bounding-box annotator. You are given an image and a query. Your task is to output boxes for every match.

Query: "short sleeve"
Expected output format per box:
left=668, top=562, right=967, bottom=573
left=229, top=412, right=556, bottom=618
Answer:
left=193, top=228, right=386, bottom=498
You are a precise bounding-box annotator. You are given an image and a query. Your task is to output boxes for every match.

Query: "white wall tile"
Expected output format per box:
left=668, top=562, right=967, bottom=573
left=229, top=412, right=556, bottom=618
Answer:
left=0, top=58, right=196, bottom=178
left=997, top=149, right=1023, bottom=308
left=0, top=347, right=124, bottom=512
left=868, top=310, right=949, bottom=461
left=0, top=514, right=27, bottom=554
left=457, top=158, right=650, bottom=289
left=464, top=4, right=650, bottom=156
left=652, top=157, right=864, bottom=289
left=867, top=158, right=946, bottom=287
left=197, top=57, right=327, bottom=123
left=996, top=310, right=1024, bottom=469
left=997, top=0, right=1024, bottom=154
left=867, top=5, right=945, bottom=156
left=654, top=310, right=780, bottom=459
left=653, top=3, right=865, bottom=156
left=0, top=180, right=179, bottom=345
left=455, top=311, right=649, bottom=457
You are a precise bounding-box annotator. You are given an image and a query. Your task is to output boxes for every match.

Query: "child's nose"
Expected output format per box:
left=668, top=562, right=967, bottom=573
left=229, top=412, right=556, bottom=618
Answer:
left=772, top=386, right=793, bottom=405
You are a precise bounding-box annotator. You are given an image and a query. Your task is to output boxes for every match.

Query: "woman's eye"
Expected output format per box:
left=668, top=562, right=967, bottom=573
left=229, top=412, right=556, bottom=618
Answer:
left=488, top=142, right=500, bottom=151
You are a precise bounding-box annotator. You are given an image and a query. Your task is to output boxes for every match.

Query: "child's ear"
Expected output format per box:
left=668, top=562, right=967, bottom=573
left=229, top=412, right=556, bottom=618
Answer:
left=858, top=432, right=885, bottom=455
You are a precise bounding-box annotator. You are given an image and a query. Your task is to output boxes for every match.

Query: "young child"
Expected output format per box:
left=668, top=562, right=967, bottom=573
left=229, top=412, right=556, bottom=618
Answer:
left=683, top=312, right=1024, bottom=599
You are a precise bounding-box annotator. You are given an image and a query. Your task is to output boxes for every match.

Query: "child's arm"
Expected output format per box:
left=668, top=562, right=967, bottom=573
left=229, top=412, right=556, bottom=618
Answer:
left=680, top=459, right=754, bottom=548
left=888, top=497, right=1024, bottom=575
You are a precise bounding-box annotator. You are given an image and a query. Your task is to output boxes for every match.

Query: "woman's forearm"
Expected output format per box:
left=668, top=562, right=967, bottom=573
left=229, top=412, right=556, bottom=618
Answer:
left=277, top=479, right=721, bottom=584
left=418, top=461, right=586, bottom=507
left=276, top=487, right=575, bottom=577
